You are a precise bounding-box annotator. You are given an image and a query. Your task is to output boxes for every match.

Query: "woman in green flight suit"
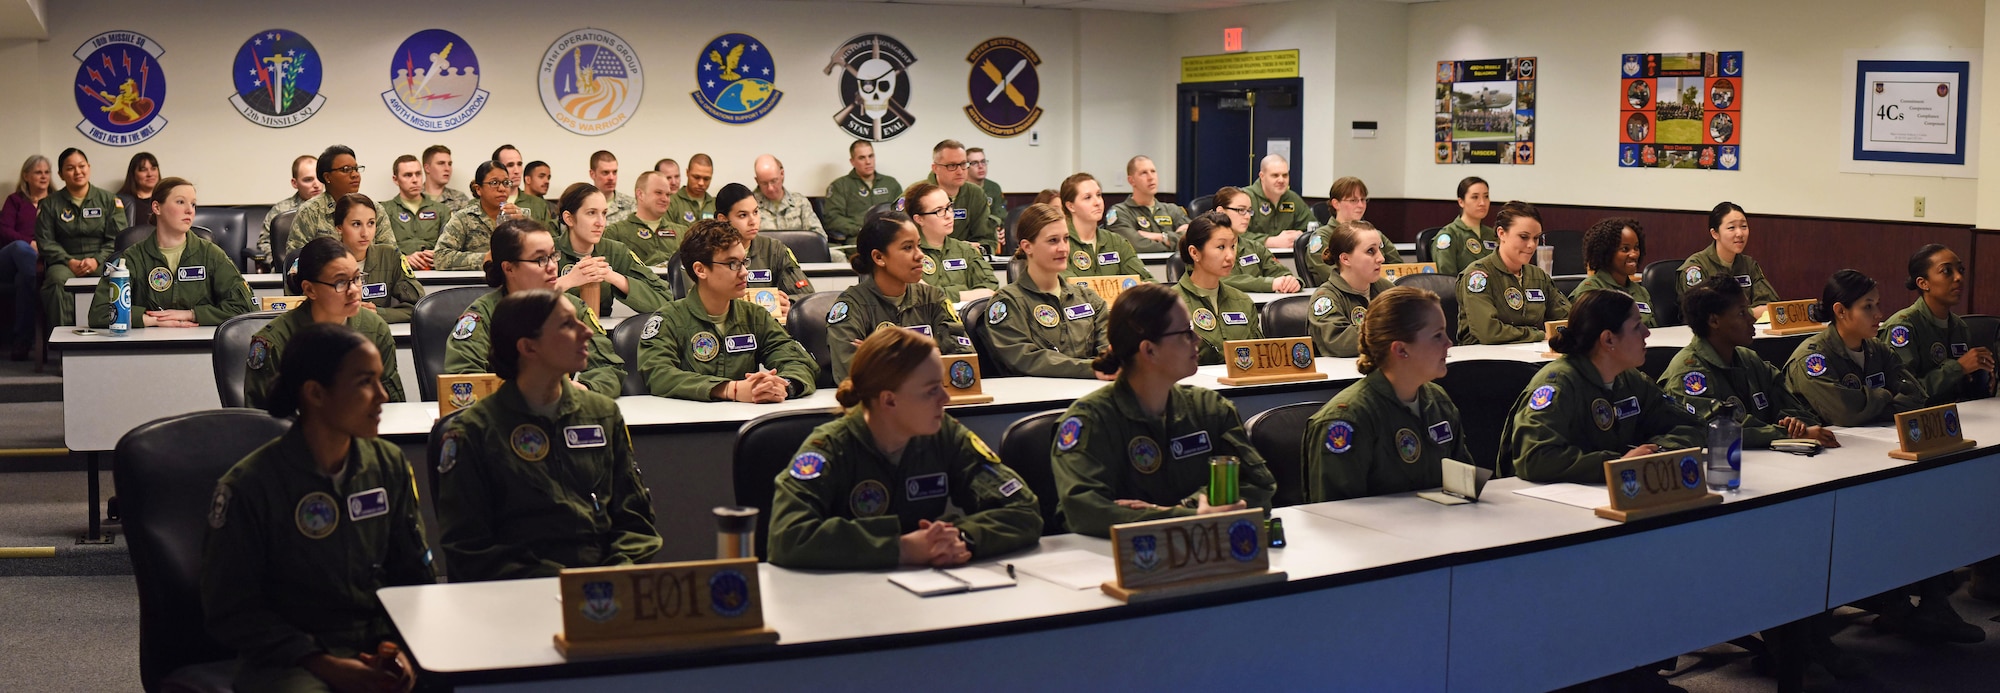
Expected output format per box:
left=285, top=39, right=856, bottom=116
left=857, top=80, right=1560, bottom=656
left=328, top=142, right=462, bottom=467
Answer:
left=986, top=202, right=1111, bottom=379
left=905, top=181, right=998, bottom=303
left=826, top=213, right=973, bottom=384
left=437, top=289, right=660, bottom=582
left=718, top=183, right=813, bottom=304
left=1211, top=186, right=1302, bottom=294
left=203, top=322, right=429, bottom=692
left=1879, top=244, right=1995, bottom=404
left=246, top=237, right=404, bottom=408
left=552, top=182, right=673, bottom=319
left=768, top=326, right=1042, bottom=570
left=1051, top=282, right=1276, bottom=537
left=1661, top=276, right=1835, bottom=449
left=1455, top=201, right=1569, bottom=345
left=638, top=218, right=818, bottom=402
left=1307, top=220, right=1396, bottom=358
left=1677, top=202, right=1779, bottom=318
left=1174, top=212, right=1263, bottom=365
left=1430, top=176, right=1493, bottom=276
left=330, top=193, right=423, bottom=324
left=444, top=218, right=625, bottom=397
left=1057, top=172, right=1148, bottom=280
left=1304, top=286, right=1471, bottom=501
left=1501, top=289, right=1703, bottom=483
left=1569, top=217, right=1655, bottom=327
left=89, top=177, right=252, bottom=329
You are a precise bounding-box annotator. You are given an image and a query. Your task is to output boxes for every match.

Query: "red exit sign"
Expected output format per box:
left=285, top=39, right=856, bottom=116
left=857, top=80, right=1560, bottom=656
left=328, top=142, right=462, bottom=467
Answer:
left=1223, top=27, right=1243, bottom=52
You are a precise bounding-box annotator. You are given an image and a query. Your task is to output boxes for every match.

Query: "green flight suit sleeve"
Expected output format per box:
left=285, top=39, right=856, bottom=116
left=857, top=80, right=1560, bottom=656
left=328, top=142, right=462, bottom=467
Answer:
left=577, top=338, right=626, bottom=397
left=1637, top=386, right=1704, bottom=451
left=379, top=253, right=423, bottom=324
left=376, top=442, right=437, bottom=586
left=1458, top=273, right=1540, bottom=345
left=202, top=475, right=328, bottom=668
left=1885, top=323, right=1966, bottom=405
left=193, top=252, right=254, bottom=326
left=828, top=302, right=866, bottom=386
left=436, top=422, right=566, bottom=581
left=768, top=437, right=904, bottom=570
left=606, top=248, right=674, bottom=314
left=967, top=251, right=999, bottom=292
left=1112, top=238, right=1149, bottom=279
left=606, top=418, right=662, bottom=565
left=987, top=296, right=1095, bottom=378
left=1051, top=408, right=1195, bottom=538
left=35, top=203, right=70, bottom=267
left=1304, top=408, right=1363, bottom=502
left=935, top=297, right=972, bottom=356
left=1505, top=385, right=1620, bottom=484
left=370, top=321, right=406, bottom=404
left=1786, top=352, right=1924, bottom=427
left=244, top=333, right=278, bottom=409
left=757, top=309, right=820, bottom=397
left=822, top=179, right=859, bottom=241
left=1308, top=291, right=1361, bottom=358
left=444, top=311, right=490, bottom=376
left=775, top=245, right=814, bottom=297
left=945, top=421, right=1043, bottom=556
left=639, top=318, right=730, bottom=401
left=965, top=196, right=998, bottom=252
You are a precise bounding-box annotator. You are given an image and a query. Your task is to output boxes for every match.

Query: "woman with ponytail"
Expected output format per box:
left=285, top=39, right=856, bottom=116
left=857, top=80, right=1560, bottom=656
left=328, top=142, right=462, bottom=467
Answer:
left=245, top=237, right=404, bottom=408
left=1302, top=286, right=1469, bottom=501
left=904, top=182, right=998, bottom=302
left=985, top=202, right=1111, bottom=378
left=1878, top=244, right=1995, bottom=404
left=442, top=218, right=625, bottom=396
left=1050, top=283, right=1276, bottom=537
left=1455, top=200, right=1569, bottom=344
left=1783, top=269, right=1927, bottom=426
left=768, top=326, right=1041, bottom=570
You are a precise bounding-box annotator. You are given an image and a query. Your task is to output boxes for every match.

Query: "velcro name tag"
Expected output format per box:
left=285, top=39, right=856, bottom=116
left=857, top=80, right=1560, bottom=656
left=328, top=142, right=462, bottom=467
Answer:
left=943, top=258, right=968, bottom=271
left=725, top=334, right=757, bottom=353
left=83, top=207, right=103, bottom=219
left=1098, top=251, right=1120, bottom=265
left=347, top=488, right=390, bottom=521
left=1615, top=396, right=1641, bottom=420
left=747, top=269, right=773, bottom=284
left=952, top=209, right=967, bottom=220
left=1169, top=431, right=1213, bottom=459
left=419, top=210, right=438, bottom=221
left=563, top=425, right=608, bottom=448
left=1221, top=312, right=1249, bottom=325
left=906, top=472, right=949, bottom=501
left=1865, top=372, right=1886, bottom=389
left=1735, top=275, right=1753, bottom=287
left=1238, top=253, right=1260, bottom=266
left=177, top=266, right=207, bottom=282
left=1064, top=303, right=1095, bottom=320
left=362, top=283, right=388, bottom=299
left=910, top=324, right=934, bottom=336
left=1525, top=288, right=1545, bottom=302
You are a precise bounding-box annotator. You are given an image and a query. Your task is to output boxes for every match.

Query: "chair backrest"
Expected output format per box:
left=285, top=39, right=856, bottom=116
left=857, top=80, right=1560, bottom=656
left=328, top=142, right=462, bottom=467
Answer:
left=611, top=312, right=656, bottom=396
left=1310, top=200, right=1332, bottom=225
left=193, top=207, right=247, bottom=271
left=1414, top=226, right=1443, bottom=264
left=1964, top=314, right=2000, bottom=352
left=861, top=201, right=897, bottom=227
left=1260, top=294, right=1313, bottom=338
left=1187, top=194, right=1217, bottom=216
left=1243, top=401, right=1323, bottom=507
left=1395, top=272, right=1460, bottom=342
left=1293, top=239, right=1319, bottom=285
left=412, top=286, right=490, bottom=401
left=234, top=207, right=269, bottom=271
left=787, top=291, right=844, bottom=388
left=115, top=409, right=292, bottom=692
left=1639, top=259, right=1683, bottom=327
left=1165, top=252, right=1186, bottom=284
left=998, top=409, right=1067, bottom=533
left=732, top=409, right=843, bottom=558
left=1008, top=255, right=1026, bottom=284
left=115, top=224, right=154, bottom=257
left=1641, top=345, right=1680, bottom=381
left=1543, top=230, right=1586, bottom=276
left=1434, top=359, right=1542, bottom=475
left=958, top=296, right=1011, bottom=378
left=1553, top=274, right=1584, bottom=297
left=270, top=209, right=299, bottom=264
left=663, top=250, right=688, bottom=299
left=1749, top=333, right=1808, bottom=372
left=762, top=230, right=832, bottom=264
left=212, top=311, right=283, bottom=408
left=1002, top=204, right=1026, bottom=245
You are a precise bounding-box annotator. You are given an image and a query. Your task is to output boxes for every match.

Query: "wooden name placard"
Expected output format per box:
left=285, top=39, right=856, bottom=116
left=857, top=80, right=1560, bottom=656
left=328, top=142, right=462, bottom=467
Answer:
left=1070, top=275, right=1143, bottom=306
left=749, top=288, right=783, bottom=316
left=554, top=557, right=779, bottom=659
left=437, top=374, right=501, bottom=416
left=255, top=295, right=306, bottom=311
left=1595, top=447, right=1722, bottom=522
left=1381, top=263, right=1438, bottom=280
left=1103, top=508, right=1285, bottom=603
left=1216, top=337, right=1327, bottom=386
left=1890, top=403, right=1977, bottom=461
left=1764, top=299, right=1821, bottom=336
left=941, top=353, right=993, bottom=405
left=1543, top=320, right=1568, bottom=359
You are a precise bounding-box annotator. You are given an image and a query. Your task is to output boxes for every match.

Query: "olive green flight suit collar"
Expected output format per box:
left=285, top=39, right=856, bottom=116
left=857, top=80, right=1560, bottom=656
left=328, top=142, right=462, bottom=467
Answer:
left=1322, top=270, right=1372, bottom=301
left=854, top=274, right=924, bottom=313
left=489, top=377, right=587, bottom=422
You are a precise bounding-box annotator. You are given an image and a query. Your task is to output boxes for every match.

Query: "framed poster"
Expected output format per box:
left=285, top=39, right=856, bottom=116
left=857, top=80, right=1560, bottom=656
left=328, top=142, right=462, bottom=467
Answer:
left=1853, top=60, right=1969, bottom=165
left=1433, top=57, right=1536, bottom=165
left=1617, top=51, right=1742, bottom=170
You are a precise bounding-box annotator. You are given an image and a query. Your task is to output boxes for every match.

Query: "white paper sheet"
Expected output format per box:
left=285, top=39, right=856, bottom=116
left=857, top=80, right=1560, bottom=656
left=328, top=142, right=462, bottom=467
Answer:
left=1009, top=549, right=1117, bottom=591
left=1512, top=482, right=1609, bottom=510
left=1830, top=425, right=1903, bottom=444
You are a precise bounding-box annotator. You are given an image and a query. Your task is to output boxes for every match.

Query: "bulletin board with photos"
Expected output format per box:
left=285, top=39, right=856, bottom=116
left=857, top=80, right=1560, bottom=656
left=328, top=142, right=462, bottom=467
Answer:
left=1433, top=57, right=1537, bottom=165
left=1618, top=51, right=1744, bottom=170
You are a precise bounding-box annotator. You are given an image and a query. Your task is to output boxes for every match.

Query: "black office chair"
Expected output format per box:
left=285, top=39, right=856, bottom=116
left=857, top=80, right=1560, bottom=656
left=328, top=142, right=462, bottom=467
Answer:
left=1002, top=205, right=1026, bottom=245
left=1395, top=273, right=1460, bottom=342
left=762, top=230, right=832, bottom=264
left=998, top=409, right=1067, bottom=534
left=1963, top=314, right=2000, bottom=351
left=269, top=210, right=299, bottom=268
left=732, top=409, right=842, bottom=559
left=1243, top=401, right=1323, bottom=507
left=1309, top=200, right=1332, bottom=226
left=1188, top=195, right=1217, bottom=216
left=662, top=250, right=688, bottom=299
left=1750, top=333, right=1809, bottom=372
left=1435, top=359, right=1541, bottom=475
left=787, top=292, right=844, bottom=388
left=212, top=310, right=283, bottom=408
left=1292, top=239, right=1322, bottom=286
left=1258, top=295, right=1313, bottom=339
left=1414, top=227, right=1444, bottom=264
left=234, top=207, right=269, bottom=271
left=611, top=312, right=657, bottom=396
left=194, top=207, right=247, bottom=271
left=113, top=224, right=215, bottom=257
left=808, top=196, right=826, bottom=226
left=116, top=409, right=293, bottom=693
left=411, top=286, right=490, bottom=401
left=1008, top=255, right=1026, bottom=284
left=1543, top=230, right=1586, bottom=276
left=861, top=201, right=897, bottom=227
left=1165, top=253, right=1186, bottom=283
left=1553, top=275, right=1584, bottom=297
left=1641, top=346, right=1681, bottom=381
left=958, top=296, right=1011, bottom=378
left=1639, top=259, right=1684, bottom=327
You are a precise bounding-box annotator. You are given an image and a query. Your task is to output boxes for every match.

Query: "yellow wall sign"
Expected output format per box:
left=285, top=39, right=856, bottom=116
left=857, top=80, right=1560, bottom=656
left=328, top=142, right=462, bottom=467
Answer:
left=1180, top=50, right=1300, bottom=83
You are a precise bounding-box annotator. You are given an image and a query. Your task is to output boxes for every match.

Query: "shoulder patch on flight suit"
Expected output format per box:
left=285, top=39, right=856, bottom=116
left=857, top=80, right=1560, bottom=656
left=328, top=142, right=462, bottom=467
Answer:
left=1324, top=421, right=1355, bottom=453
left=640, top=314, right=663, bottom=340
left=452, top=313, right=479, bottom=340
left=438, top=432, right=462, bottom=474
left=1682, top=371, right=1708, bottom=396
left=988, top=301, right=1009, bottom=324
left=1055, top=416, right=1083, bottom=451
left=827, top=301, right=850, bottom=324
left=1803, top=353, right=1828, bottom=377
left=247, top=337, right=270, bottom=370
left=1683, top=265, right=1703, bottom=286
left=1312, top=296, right=1333, bottom=316
left=789, top=451, right=827, bottom=480
left=1466, top=270, right=1488, bottom=293
left=1435, top=232, right=1453, bottom=250
left=1529, top=385, right=1557, bottom=410
left=1887, top=325, right=1910, bottom=348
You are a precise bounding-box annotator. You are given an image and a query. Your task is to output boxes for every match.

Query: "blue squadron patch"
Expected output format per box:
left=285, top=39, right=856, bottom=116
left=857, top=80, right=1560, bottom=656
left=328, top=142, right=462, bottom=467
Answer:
left=1121, top=277, right=1140, bottom=289
left=1324, top=421, right=1355, bottom=453
left=849, top=479, right=889, bottom=516
left=1620, top=469, right=1640, bottom=497
left=510, top=424, right=549, bottom=462
left=1888, top=325, right=1911, bottom=347
left=295, top=491, right=339, bottom=539
left=1678, top=455, right=1702, bottom=489
left=1395, top=428, right=1421, bottom=463
left=948, top=359, right=976, bottom=389
left=983, top=300, right=1008, bottom=324
left=399, top=212, right=412, bottom=223
left=1683, top=265, right=1703, bottom=286
left=1227, top=519, right=1259, bottom=561
left=381, top=29, right=490, bottom=132
left=1259, top=202, right=1271, bottom=215
left=438, top=432, right=462, bottom=474
left=1528, top=385, right=1556, bottom=410
left=827, top=301, right=850, bottom=323
left=1591, top=398, right=1615, bottom=430
left=788, top=451, right=827, bottom=480
left=709, top=569, right=751, bottom=618
left=1435, top=232, right=1453, bottom=250
left=1683, top=371, right=1708, bottom=396
left=1945, top=409, right=1962, bottom=438
left=1291, top=343, right=1313, bottom=369
left=1467, top=270, right=1489, bottom=293
left=1311, top=296, right=1333, bottom=316
left=1055, top=416, right=1082, bottom=451
left=581, top=580, right=620, bottom=623
left=692, top=33, right=782, bottom=124
left=1128, top=436, right=1162, bottom=474
left=451, top=312, right=479, bottom=340
left=73, top=30, right=170, bottom=146
left=247, top=336, right=270, bottom=370
left=684, top=210, right=697, bottom=223
left=1803, top=353, right=1828, bottom=377
left=231, top=30, right=327, bottom=129
left=1906, top=417, right=1923, bottom=443
left=1132, top=535, right=1160, bottom=571
left=541, top=28, right=645, bottom=135
left=1307, top=233, right=1324, bottom=254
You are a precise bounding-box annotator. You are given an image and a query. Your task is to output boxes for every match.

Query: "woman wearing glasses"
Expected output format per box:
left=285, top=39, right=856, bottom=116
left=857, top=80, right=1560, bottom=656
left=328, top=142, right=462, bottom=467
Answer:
left=986, top=203, right=1111, bottom=379
left=432, top=160, right=514, bottom=271
left=551, top=182, right=672, bottom=319
left=1173, top=211, right=1263, bottom=365
left=444, top=218, right=626, bottom=396
left=637, top=219, right=818, bottom=402
left=905, top=182, right=997, bottom=303
left=1051, top=282, right=1276, bottom=537
left=1057, top=173, right=1149, bottom=279
left=826, top=212, right=973, bottom=385
left=245, top=237, right=404, bottom=408
left=88, top=177, right=252, bottom=329
left=1208, top=186, right=1302, bottom=294
left=330, top=193, right=423, bottom=324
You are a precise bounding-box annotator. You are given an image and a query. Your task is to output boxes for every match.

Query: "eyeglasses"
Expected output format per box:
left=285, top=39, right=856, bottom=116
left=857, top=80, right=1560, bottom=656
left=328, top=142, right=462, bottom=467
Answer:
left=330, top=165, right=365, bottom=175
left=1222, top=206, right=1251, bottom=215
left=969, top=159, right=990, bottom=166
left=514, top=254, right=559, bottom=268
left=306, top=271, right=370, bottom=293
left=916, top=207, right=953, bottom=219
left=479, top=178, right=513, bottom=189
left=1156, top=327, right=1197, bottom=344
left=935, top=161, right=970, bottom=172
left=702, top=258, right=749, bottom=273
left=1337, top=197, right=1368, bottom=204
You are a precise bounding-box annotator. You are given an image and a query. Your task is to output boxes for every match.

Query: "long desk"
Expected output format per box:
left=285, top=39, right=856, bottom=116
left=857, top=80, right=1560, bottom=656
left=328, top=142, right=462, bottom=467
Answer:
left=379, top=398, right=2000, bottom=691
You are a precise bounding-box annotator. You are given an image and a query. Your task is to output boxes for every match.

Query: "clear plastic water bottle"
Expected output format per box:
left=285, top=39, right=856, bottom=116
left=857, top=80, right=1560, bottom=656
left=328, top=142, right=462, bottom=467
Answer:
left=108, top=260, right=130, bottom=337
left=1706, top=400, right=1741, bottom=492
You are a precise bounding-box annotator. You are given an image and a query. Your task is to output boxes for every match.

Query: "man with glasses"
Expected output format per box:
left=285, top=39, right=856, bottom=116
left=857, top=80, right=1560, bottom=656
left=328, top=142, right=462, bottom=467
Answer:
left=1242, top=154, right=1311, bottom=251
left=752, top=155, right=825, bottom=238
left=1301, top=176, right=1401, bottom=284
left=823, top=141, right=901, bottom=244
left=966, top=147, right=1005, bottom=231
left=588, top=150, right=638, bottom=225
left=385, top=154, right=452, bottom=270
left=636, top=219, right=818, bottom=402
left=257, top=155, right=320, bottom=269
left=421, top=145, right=472, bottom=214
left=923, top=139, right=998, bottom=253
left=1103, top=155, right=1188, bottom=253
left=494, top=144, right=551, bottom=224
left=663, top=153, right=717, bottom=235
left=287, top=145, right=397, bottom=256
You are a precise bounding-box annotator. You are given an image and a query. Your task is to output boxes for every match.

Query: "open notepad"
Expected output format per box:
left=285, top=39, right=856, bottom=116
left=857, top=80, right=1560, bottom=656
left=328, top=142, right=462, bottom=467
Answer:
left=888, top=566, right=1018, bottom=597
